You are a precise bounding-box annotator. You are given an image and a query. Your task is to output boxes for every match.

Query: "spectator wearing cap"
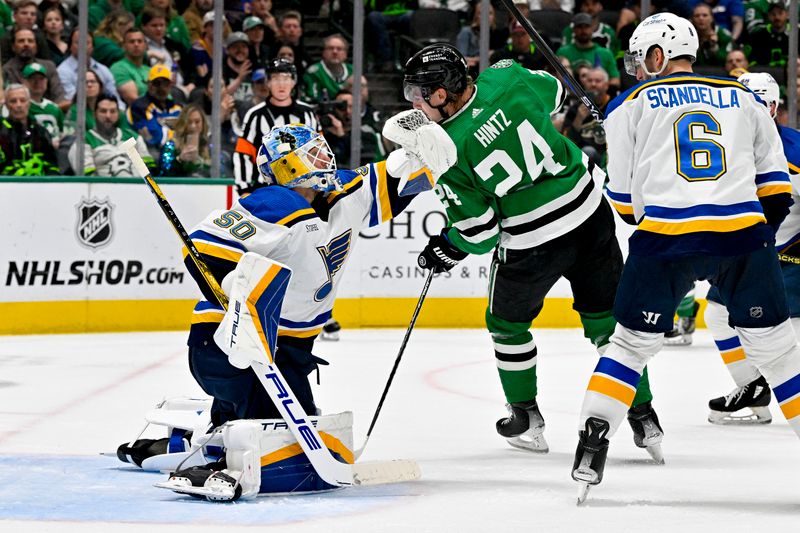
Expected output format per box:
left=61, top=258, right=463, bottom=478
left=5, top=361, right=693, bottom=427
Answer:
left=303, top=34, right=352, bottom=104
left=222, top=32, right=253, bottom=103
left=0, top=0, right=53, bottom=64
left=556, top=13, right=620, bottom=90
left=243, top=16, right=271, bottom=68
left=190, top=11, right=230, bottom=86
left=233, top=58, right=317, bottom=191
left=21, top=62, right=64, bottom=144
left=58, top=30, right=120, bottom=104
left=692, top=2, right=733, bottom=66
left=745, top=0, right=798, bottom=66
left=2, top=27, right=68, bottom=111
left=562, top=0, right=620, bottom=57
left=0, top=84, right=59, bottom=175
left=70, top=93, right=154, bottom=177
left=127, top=64, right=184, bottom=155
left=111, top=29, right=151, bottom=106
left=489, top=18, right=551, bottom=71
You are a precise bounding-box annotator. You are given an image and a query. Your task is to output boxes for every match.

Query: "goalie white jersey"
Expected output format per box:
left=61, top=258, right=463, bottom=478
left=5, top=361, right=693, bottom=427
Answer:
left=603, top=74, right=791, bottom=256
left=185, top=161, right=415, bottom=342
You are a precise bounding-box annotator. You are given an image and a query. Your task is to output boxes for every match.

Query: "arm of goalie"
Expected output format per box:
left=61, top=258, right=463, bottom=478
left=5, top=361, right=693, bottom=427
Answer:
left=213, top=252, right=292, bottom=369
left=383, top=109, right=457, bottom=195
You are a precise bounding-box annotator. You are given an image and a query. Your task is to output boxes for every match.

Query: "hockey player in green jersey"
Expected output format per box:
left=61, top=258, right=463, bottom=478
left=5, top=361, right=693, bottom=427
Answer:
left=397, top=43, right=663, bottom=458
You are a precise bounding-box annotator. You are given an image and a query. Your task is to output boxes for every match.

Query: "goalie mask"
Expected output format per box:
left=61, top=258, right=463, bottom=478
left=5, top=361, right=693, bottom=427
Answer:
left=256, top=124, right=342, bottom=192
left=624, top=13, right=698, bottom=78
left=738, top=72, right=780, bottom=118
left=403, top=43, right=468, bottom=120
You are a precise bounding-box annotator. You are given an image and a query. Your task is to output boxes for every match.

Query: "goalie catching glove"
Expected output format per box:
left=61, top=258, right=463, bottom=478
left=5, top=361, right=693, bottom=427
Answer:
left=418, top=230, right=468, bottom=272
left=383, top=109, right=457, bottom=196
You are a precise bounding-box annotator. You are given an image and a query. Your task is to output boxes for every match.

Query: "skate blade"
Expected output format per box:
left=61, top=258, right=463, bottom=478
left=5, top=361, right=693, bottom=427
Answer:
left=644, top=443, right=665, bottom=465
left=663, top=334, right=692, bottom=346
left=708, top=407, right=772, bottom=425
left=154, top=479, right=236, bottom=501
left=576, top=482, right=592, bottom=505
left=505, top=432, right=549, bottom=453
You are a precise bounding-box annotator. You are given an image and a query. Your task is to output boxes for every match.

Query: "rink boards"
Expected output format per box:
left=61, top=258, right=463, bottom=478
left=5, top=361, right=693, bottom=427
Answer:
left=0, top=178, right=707, bottom=334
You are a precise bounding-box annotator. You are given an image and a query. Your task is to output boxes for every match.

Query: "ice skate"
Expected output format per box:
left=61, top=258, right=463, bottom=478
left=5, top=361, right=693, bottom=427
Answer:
left=572, top=417, right=610, bottom=505
left=664, top=315, right=696, bottom=346
left=708, top=376, right=772, bottom=425
left=496, top=400, right=548, bottom=453
left=320, top=318, right=341, bottom=341
left=627, top=401, right=665, bottom=464
left=155, top=462, right=243, bottom=502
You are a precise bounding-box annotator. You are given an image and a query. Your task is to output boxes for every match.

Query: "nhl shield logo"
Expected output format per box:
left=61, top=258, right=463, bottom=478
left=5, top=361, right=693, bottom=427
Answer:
left=76, top=198, right=114, bottom=249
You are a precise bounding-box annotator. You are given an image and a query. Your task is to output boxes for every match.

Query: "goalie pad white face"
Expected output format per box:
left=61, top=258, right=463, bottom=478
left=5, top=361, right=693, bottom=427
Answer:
left=213, top=252, right=293, bottom=370
left=383, top=109, right=457, bottom=179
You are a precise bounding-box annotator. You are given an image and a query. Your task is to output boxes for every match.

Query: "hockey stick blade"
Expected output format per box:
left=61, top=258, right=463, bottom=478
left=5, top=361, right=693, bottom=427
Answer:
left=352, top=459, right=421, bottom=486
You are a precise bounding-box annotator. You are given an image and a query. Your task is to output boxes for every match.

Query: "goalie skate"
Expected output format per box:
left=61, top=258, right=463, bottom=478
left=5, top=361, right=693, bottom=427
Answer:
left=708, top=376, right=772, bottom=425
left=155, top=464, right=244, bottom=502
left=572, top=417, right=610, bottom=505
left=496, top=400, right=548, bottom=453
left=627, top=401, right=665, bottom=464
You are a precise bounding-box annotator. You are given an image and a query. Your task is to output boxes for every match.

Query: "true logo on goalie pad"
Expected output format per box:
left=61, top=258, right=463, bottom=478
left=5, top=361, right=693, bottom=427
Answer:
left=228, top=300, right=242, bottom=347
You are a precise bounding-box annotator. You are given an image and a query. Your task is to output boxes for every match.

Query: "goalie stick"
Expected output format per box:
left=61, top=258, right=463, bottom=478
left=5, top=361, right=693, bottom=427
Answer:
left=497, top=0, right=604, bottom=124
left=355, top=268, right=434, bottom=459
left=120, top=138, right=420, bottom=488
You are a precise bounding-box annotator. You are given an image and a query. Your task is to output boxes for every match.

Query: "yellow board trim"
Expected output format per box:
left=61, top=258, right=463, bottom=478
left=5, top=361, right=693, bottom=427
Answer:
left=587, top=375, right=636, bottom=405
left=780, top=396, right=800, bottom=420
left=0, top=298, right=710, bottom=334
left=720, top=347, right=746, bottom=365
left=638, top=215, right=766, bottom=235
left=260, top=431, right=354, bottom=467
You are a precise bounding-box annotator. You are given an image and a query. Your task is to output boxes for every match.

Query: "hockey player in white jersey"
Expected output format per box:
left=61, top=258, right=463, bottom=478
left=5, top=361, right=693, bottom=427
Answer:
left=705, top=71, right=800, bottom=425
left=571, top=13, right=800, bottom=503
left=116, top=122, right=451, bottom=498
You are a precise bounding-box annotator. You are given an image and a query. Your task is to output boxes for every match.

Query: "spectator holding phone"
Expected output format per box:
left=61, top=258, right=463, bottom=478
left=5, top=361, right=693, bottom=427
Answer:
left=692, top=3, right=732, bottom=66
left=158, top=103, right=210, bottom=177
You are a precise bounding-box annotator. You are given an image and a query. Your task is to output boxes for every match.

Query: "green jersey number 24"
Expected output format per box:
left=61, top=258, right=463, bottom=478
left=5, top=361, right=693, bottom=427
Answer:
left=473, top=119, right=566, bottom=196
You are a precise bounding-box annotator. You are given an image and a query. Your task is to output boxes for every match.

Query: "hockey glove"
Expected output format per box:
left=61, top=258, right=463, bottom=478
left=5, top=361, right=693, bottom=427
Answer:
left=418, top=231, right=468, bottom=272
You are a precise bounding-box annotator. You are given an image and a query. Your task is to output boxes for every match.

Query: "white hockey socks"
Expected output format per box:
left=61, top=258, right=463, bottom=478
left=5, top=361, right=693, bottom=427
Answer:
left=704, top=301, right=761, bottom=387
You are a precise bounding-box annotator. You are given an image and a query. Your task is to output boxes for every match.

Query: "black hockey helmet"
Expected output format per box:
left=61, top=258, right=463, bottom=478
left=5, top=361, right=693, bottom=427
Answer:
left=266, top=58, right=297, bottom=79
left=403, top=43, right=468, bottom=104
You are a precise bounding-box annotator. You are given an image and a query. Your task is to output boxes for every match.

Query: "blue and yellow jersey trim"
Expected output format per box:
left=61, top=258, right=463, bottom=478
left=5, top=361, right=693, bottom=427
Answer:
left=183, top=230, right=246, bottom=263
left=605, top=188, right=633, bottom=216
left=277, top=311, right=332, bottom=339
left=586, top=357, right=640, bottom=406
left=606, top=74, right=750, bottom=117
left=367, top=160, right=393, bottom=227
left=755, top=171, right=792, bottom=197
left=326, top=167, right=365, bottom=209
left=239, top=186, right=320, bottom=228
left=191, top=300, right=225, bottom=325
left=778, top=125, right=800, bottom=176
left=638, top=201, right=766, bottom=235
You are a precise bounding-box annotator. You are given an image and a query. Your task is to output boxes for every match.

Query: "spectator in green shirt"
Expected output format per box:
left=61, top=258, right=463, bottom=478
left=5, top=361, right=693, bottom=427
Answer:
left=562, top=0, right=620, bottom=58
left=302, top=34, right=353, bottom=104
left=93, top=9, right=135, bottom=67
left=111, top=29, right=151, bottom=106
left=556, top=13, right=620, bottom=91
left=692, top=3, right=733, bottom=66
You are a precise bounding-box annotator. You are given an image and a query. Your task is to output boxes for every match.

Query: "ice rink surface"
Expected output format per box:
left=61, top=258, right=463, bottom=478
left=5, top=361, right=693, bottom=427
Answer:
left=1, top=327, right=798, bottom=532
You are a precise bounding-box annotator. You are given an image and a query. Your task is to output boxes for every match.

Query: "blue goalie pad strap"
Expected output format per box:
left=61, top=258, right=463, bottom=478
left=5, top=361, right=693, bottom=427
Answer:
left=168, top=428, right=187, bottom=454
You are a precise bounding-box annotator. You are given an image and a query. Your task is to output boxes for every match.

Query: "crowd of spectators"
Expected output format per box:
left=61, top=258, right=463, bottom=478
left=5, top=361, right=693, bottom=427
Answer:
left=0, top=0, right=796, bottom=178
